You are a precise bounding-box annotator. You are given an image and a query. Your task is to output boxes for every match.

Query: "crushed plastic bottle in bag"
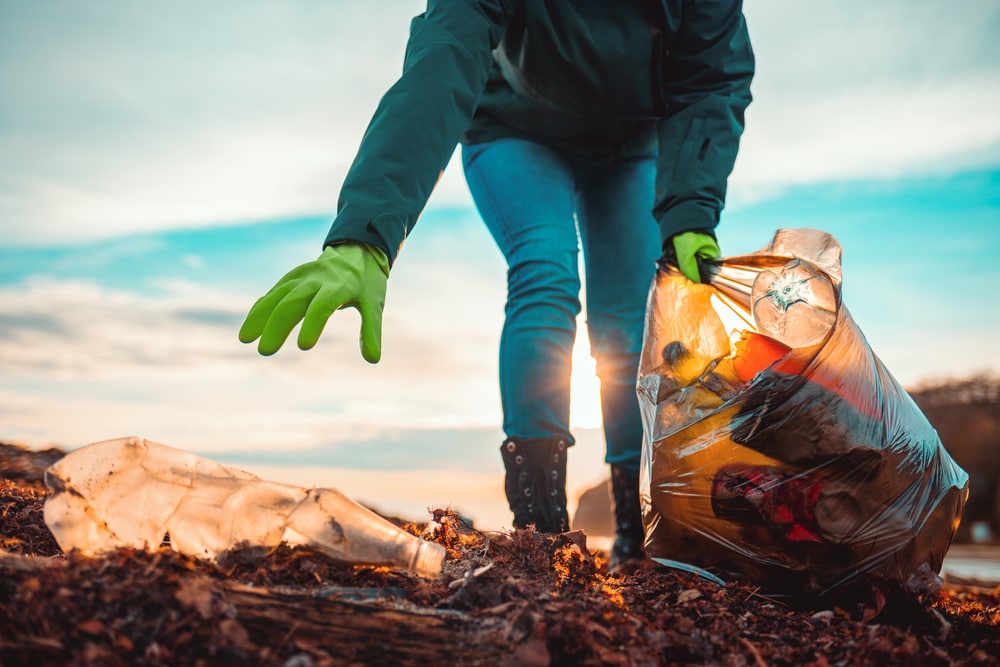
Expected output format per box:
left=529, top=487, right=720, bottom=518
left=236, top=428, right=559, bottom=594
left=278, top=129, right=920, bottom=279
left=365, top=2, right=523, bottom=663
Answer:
left=43, top=437, right=445, bottom=578
left=751, top=258, right=837, bottom=349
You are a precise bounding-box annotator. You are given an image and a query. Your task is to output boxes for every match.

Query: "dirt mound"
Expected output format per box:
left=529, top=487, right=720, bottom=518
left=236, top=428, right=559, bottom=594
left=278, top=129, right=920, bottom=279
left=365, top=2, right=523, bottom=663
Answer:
left=1, top=442, right=998, bottom=666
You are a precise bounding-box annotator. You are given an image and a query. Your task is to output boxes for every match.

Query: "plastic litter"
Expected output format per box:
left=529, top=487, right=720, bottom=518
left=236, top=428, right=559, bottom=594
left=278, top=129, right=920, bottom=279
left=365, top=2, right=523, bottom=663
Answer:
left=637, top=228, right=969, bottom=597
left=649, top=557, right=727, bottom=586
left=43, top=437, right=445, bottom=578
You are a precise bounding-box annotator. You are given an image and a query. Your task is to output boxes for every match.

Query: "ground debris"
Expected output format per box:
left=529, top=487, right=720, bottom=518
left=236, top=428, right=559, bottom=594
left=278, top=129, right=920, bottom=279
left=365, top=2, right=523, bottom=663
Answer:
left=1, top=442, right=998, bottom=666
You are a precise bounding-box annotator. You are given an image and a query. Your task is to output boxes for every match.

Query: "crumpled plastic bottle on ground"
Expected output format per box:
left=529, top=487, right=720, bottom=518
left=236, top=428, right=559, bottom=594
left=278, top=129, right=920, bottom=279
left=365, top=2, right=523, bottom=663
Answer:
left=43, top=437, right=445, bottom=578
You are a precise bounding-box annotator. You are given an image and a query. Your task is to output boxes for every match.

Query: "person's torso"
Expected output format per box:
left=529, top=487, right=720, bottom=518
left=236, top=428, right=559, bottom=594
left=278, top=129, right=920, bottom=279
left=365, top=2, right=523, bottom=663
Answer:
left=495, top=0, right=675, bottom=121
left=467, top=0, right=680, bottom=153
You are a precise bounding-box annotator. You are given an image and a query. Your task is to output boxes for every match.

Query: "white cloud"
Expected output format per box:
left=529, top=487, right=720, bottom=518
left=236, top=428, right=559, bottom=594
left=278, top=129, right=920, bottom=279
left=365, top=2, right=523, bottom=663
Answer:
left=0, top=266, right=507, bottom=450
left=731, top=77, right=1000, bottom=205
left=0, top=226, right=620, bottom=456
left=0, top=1, right=427, bottom=245
left=1, top=0, right=997, bottom=245
left=729, top=0, right=1000, bottom=204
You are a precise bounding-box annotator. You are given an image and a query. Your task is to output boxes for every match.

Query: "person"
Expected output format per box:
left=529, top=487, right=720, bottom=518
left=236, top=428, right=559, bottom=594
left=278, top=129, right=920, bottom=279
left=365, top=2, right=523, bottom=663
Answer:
left=239, top=0, right=754, bottom=570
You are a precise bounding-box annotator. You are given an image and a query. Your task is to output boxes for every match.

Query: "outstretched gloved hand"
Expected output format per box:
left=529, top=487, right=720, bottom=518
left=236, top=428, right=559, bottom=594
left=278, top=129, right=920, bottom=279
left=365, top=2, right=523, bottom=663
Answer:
left=238, top=242, right=390, bottom=362
left=671, top=231, right=721, bottom=283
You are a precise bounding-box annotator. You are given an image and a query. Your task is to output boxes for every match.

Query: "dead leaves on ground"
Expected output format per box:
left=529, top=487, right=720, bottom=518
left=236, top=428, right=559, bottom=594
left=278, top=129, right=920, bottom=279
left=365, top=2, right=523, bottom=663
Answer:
left=2, top=442, right=999, bottom=666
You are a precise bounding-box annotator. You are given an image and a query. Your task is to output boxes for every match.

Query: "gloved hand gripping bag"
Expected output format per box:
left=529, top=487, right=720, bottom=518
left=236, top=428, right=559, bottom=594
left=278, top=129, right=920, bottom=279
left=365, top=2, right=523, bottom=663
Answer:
left=637, top=228, right=969, bottom=596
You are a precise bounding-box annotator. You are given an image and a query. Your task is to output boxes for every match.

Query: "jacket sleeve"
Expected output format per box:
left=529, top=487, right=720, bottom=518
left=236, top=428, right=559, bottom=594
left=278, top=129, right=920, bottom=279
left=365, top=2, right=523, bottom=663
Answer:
left=654, top=0, right=754, bottom=248
left=324, top=1, right=512, bottom=265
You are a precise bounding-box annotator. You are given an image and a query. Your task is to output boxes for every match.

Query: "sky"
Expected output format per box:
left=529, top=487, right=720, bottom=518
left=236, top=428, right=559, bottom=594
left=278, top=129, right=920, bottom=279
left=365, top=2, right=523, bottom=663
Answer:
left=1, top=1, right=999, bottom=531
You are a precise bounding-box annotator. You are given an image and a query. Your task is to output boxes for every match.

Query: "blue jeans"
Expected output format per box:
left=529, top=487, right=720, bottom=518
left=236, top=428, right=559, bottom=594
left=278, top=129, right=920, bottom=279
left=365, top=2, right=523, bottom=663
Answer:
left=462, top=139, right=660, bottom=472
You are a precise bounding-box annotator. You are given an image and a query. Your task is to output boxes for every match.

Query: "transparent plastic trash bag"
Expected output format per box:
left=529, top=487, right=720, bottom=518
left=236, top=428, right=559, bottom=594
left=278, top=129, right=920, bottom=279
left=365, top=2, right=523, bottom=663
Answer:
left=43, top=437, right=445, bottom=578
left=637, top=228, right=969, bottom=596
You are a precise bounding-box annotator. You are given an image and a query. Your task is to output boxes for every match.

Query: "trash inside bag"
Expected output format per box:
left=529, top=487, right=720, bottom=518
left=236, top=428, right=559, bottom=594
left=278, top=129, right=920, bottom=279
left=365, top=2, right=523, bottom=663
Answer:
left=637, top=228, right=969, bottom=597
left=43, top=437, right=445, bottom=578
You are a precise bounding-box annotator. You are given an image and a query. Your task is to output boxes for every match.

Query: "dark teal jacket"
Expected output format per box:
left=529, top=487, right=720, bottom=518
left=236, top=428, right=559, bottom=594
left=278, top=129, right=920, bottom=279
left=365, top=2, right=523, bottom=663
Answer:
left=325, top=0, right=754, bottom=265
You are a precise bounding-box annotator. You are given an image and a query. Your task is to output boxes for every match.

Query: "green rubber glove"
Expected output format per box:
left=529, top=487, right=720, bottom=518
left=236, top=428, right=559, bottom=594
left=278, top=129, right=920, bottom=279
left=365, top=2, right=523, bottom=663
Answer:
left=238, top=242, right=390, bottom=362
left=672, top=231, right=721, bottom=283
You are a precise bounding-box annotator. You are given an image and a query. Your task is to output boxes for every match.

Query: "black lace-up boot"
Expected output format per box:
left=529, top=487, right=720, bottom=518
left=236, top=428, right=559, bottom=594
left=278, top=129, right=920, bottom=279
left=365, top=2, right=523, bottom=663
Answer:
left=609, top=464, right=645, bottom=569
left=500, top=436, right=571, bottom=533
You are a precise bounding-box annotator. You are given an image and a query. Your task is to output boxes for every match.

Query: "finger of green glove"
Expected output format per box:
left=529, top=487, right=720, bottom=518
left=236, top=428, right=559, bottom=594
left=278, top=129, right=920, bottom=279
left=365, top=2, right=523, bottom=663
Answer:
left=257, top=283, right=320, bottom=355
left=297, top=288, right=344, bottom=351
left=238, top=281, right=299, bottom=343
left=357, top=299, right=384, bottom=364
left=696, top=237, right=722, bottom=260
left=676, top=253, right=701, bottom=283
left=693, top=238, right=722, bottom=282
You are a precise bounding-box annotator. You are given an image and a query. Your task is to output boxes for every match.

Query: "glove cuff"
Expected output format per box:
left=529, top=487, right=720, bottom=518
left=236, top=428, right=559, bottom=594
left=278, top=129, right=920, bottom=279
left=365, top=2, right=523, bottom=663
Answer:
left=322, top=241, right=390, bottom=278
left=359, top=243, right=390, bottom=278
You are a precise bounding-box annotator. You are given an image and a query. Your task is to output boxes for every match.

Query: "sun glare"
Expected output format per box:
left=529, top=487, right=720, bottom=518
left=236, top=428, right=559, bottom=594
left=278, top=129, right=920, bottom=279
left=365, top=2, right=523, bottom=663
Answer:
left=568, top=295, right=753, bottom=432
left=570, top=326, right=603, bottom=429
left=710, top=293, right=755, bottom=338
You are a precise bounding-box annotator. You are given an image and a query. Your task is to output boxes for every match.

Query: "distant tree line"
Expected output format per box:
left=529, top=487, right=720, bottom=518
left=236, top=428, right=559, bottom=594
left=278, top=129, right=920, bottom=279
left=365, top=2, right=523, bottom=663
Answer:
left=910, top=373, right=1000, bottom=408
left=910, top=373, right=1000, bottom=543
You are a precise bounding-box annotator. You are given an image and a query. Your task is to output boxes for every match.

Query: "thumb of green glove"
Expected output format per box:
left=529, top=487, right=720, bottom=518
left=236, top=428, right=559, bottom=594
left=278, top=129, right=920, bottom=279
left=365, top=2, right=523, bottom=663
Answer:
left=671, top=231, right=721, bottom=283
left=238, top=242, right=390, bottom=362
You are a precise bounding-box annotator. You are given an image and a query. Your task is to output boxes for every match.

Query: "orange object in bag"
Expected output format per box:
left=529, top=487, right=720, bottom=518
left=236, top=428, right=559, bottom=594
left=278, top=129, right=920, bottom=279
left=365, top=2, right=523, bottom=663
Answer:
left=732, top=331, right=793, bottom=383
left=637, top=228, right=969, bottom=599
